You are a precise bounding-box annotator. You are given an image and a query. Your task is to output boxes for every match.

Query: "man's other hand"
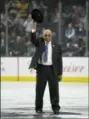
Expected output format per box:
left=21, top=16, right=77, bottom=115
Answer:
left=58, top=75, right=62, bottom=81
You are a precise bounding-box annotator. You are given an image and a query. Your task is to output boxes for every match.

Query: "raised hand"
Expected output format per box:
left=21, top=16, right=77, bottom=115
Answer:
left=31, top=21, right=37, bottom=31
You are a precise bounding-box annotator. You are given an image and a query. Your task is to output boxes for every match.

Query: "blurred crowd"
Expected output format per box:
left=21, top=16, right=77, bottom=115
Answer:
left=62, top=4, right=89, bottom=56
left=0, top=0, right=89, bottom=57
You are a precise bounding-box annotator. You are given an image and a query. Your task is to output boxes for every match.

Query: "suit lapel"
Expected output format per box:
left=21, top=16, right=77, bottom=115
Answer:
left=52, top=40, right=55, bottom=52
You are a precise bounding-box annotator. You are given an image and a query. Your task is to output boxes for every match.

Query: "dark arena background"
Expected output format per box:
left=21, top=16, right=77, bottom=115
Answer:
left=1, top=0, right=89, bottom=119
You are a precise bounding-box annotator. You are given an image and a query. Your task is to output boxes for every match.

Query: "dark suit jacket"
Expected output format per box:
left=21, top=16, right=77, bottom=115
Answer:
left=29, top=32, right=63, bottom=76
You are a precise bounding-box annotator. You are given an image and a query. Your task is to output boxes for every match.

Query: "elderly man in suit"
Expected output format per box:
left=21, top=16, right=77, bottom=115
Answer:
left=29, top=21, right=63, bottom=114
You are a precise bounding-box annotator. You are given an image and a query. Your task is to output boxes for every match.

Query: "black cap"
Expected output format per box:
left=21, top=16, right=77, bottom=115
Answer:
left=31, top=9, right=43, bottom=23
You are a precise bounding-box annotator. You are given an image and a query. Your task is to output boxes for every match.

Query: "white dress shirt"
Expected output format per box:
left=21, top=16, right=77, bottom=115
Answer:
left=38, top=41, right=52, bottom=66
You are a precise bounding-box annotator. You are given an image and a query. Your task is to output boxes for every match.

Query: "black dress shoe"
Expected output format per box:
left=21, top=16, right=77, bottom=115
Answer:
left=53, top=110, right=60, bottom=114
left=36, top=109, right=45, bottom=114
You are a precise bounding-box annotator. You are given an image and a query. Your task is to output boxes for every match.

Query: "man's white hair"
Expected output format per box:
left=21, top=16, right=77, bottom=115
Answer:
left=43, top=29, right=52, bottom=36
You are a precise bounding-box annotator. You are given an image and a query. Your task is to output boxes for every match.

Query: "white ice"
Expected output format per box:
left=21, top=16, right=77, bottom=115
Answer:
left=1, top=82, right=88, bottom=119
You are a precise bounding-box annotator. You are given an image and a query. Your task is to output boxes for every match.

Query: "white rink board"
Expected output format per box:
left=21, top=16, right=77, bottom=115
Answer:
left=19, top=57, right=36, bottom=76
left=1, top=57, right=88, bottom=77
left=63, top=57, right=88, bottom=77
left=1, top=57, right=18, bottom=76
left=19, top=57, right=88, bottom=77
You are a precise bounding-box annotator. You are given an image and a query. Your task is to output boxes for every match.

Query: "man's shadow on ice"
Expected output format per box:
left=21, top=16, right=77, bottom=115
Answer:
left=1, top=107, right=81, bottom=119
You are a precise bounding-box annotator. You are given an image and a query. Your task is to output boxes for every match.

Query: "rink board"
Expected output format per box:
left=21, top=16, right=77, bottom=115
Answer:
left=1, top=57, right=88, bottom=82
left=1, top=76, right=88, bottom=82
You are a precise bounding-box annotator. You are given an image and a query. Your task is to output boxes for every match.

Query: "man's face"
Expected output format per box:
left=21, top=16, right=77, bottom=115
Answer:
left=43, top=29, right=52, bottom=42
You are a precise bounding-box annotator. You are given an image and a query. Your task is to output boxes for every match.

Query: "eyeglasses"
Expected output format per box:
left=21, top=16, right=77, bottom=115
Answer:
left=44, top=34, right=51, bottom=37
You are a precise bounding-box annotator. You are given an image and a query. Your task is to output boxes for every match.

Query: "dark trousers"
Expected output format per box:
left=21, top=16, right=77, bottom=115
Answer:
left=35, top=64, right=60, bottom=111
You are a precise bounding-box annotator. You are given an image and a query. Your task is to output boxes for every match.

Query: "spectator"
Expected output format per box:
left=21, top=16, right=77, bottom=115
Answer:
left=12, top=36, right=27, bottom=56
left=65, top=23, right=75, bottom=43
left=14, top=15, right=25, bottom=36
left=1, top=32, right=6, bottom=56
left=75, top=22, right=86, bottom=38
left=16, top=0, right=29, bottom=18
left=8, top=32, right=16, bottom=56
left=8, top=2, right=18, bottom=19
left=23, top=14, right=33, bottom=41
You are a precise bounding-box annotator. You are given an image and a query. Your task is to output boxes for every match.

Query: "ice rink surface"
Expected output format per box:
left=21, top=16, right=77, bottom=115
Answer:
left=1, top=82, right=88, bottom=119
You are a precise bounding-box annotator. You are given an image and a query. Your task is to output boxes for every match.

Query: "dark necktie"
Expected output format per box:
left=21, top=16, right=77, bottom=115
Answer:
left=44, top=43, right=48, bottom=62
